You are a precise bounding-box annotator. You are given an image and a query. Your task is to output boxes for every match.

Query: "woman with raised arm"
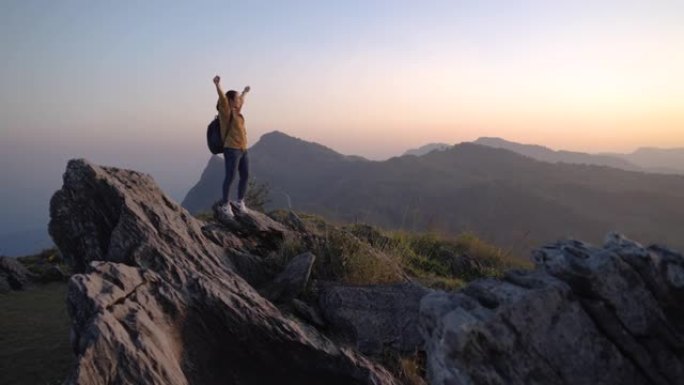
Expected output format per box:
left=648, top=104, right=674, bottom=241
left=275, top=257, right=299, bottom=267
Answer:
left=213, top=75, right=251, bottom=221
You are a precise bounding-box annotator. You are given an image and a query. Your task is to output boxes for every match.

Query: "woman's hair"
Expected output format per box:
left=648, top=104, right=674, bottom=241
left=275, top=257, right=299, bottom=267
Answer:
left=216, top=90, right=239, bottom=110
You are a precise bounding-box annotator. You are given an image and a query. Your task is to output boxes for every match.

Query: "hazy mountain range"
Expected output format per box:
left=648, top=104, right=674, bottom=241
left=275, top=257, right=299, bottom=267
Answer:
left=184, top=131, right=684, bottom=257
left=403, top=143, right=451, bottom=157
left=601, top=147, right=684, bottom=174
left=4, top=132, right=682, bottom=257
left=405, top=137, right=684, bottom=174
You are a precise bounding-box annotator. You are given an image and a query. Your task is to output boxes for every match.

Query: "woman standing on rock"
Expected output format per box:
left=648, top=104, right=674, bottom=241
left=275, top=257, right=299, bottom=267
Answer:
left=213, top=75, right=250, bottom=221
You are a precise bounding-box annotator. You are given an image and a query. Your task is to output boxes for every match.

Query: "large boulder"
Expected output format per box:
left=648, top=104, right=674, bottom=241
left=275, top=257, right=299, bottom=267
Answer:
left=420, top=233, right=684, bottom=385
left=320, top=282, right=431, bottom=355
left=0, top=256, right=33, bottom=291
left=49, top=159, right=398, bottom=385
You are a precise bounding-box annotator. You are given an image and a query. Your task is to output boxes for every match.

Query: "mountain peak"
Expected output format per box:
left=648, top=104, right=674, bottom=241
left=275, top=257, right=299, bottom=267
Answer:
left=255, top=131, right=337, bottom=153
left=253, top=131, right=367, bottom=162
left=258, top=130, right=296, bottom=141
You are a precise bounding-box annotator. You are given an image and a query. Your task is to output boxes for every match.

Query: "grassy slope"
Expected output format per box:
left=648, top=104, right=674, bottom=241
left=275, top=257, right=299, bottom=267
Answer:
left=0, top=282, right=72, bottom=385
left=274, top=211, right=531, bottom=290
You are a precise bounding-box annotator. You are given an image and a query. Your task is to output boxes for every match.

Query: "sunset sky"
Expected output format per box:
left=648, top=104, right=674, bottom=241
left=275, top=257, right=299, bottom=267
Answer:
left=1, top=0, right=683, bottom=234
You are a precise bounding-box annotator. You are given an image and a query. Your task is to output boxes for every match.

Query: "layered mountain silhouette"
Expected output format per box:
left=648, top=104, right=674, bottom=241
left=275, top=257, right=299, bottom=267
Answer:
left=474, top=137, right=684, bottom=174
left=403, top=143, right=451, bottom=157
left=473, top=137, right=642, bottom=170
left=183, top=131, right=684, bottom=255
left=603, top=147, right=684, bottom=174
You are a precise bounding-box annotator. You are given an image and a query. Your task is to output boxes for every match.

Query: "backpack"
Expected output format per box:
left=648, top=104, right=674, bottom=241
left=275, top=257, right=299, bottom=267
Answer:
left=206, top=116, right=223, bottom=154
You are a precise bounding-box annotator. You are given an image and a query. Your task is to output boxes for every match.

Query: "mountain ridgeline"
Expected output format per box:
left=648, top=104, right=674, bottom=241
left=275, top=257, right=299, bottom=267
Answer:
left=473, top=137, right=684, bottom=174
left=183, top=131, right=684, bottom=256
left=473, top=137, right=643, bottom=171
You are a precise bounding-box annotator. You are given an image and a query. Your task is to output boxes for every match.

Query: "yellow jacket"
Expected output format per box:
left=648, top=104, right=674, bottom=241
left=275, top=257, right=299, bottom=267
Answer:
left=217, top=94, right=247, bottom=150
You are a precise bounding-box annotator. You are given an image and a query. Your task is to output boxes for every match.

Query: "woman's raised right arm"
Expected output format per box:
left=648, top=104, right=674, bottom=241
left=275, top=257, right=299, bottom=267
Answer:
left=213, top=75, right=229, bottom=112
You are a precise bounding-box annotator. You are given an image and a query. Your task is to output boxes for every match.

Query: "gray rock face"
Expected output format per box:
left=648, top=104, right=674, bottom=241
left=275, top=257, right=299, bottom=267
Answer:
left=292, top=298, right=326, bottom=327
left=50, top=159, right=398, bottom=385
left=420, top=233, right=684, bottom=385
left=0, top=256, right=33, bottom=291
left=320, top=282, right=431, bottom=355
left=264, top=252, right=315, bottom=303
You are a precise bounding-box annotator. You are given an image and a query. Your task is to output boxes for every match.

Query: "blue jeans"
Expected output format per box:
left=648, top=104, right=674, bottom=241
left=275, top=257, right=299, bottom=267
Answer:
left=222, top=148, right=249, bottom=204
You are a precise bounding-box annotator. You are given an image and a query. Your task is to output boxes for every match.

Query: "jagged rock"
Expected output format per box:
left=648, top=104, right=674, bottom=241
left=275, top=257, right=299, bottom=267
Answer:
left=320, top=282, right=431, bottom=355
left=211, top=201, right=293, bottom=248
left=420, top=233, right=684, bottom=385
left=227, top=249, right=277, bottom=288
left=0, top=256, right=33, bottom=291
left=264, top=252, right=315, bottom=303
left=200, top=222, right=244, bottom=250
left=292, top=298, right=326, bottom=328
left=266, top=210, right=309, bottom=233
left=50, top=159, right=398, bottom=385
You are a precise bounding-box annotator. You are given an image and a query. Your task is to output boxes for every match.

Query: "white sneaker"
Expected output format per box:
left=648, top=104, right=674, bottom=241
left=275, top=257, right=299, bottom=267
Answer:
left=218, top=202, right=234, bottom=219
left=236, top=200, right=249, bottom=214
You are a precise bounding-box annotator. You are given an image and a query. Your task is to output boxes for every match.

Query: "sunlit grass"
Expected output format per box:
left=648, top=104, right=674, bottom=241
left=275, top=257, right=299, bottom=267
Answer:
left=277, top=212, right=531, bottom=289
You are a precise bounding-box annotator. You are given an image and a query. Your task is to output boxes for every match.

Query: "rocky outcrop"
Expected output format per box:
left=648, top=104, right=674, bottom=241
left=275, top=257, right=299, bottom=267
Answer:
left=50, top=159, right=398, bottom=385
left=49, top=158, right=684, bottom=385
left=292, top=298, right=326, bottom=327
left=0, top=256, right=34, bottom=292
left=263, top=252, right=315, bottom=303
left=320, top=282, right=431, bottom=355
left=420, top=233, right=684, bottom=385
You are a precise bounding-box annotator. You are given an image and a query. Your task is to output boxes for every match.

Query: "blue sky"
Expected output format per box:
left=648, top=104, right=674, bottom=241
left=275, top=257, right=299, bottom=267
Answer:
left=1, top=0, right=683, bottom=237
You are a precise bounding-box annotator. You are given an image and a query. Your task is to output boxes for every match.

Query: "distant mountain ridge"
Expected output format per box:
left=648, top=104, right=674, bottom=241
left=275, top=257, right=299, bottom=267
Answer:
left=473, top=137, right=643, bottom=171
left=183, top=131, right=684, bottom=256
left=403, top=143, right=451, bottom=157
left=472, top=137, right=684, bottom=174
left=603, top=147, right=684, bottom=174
